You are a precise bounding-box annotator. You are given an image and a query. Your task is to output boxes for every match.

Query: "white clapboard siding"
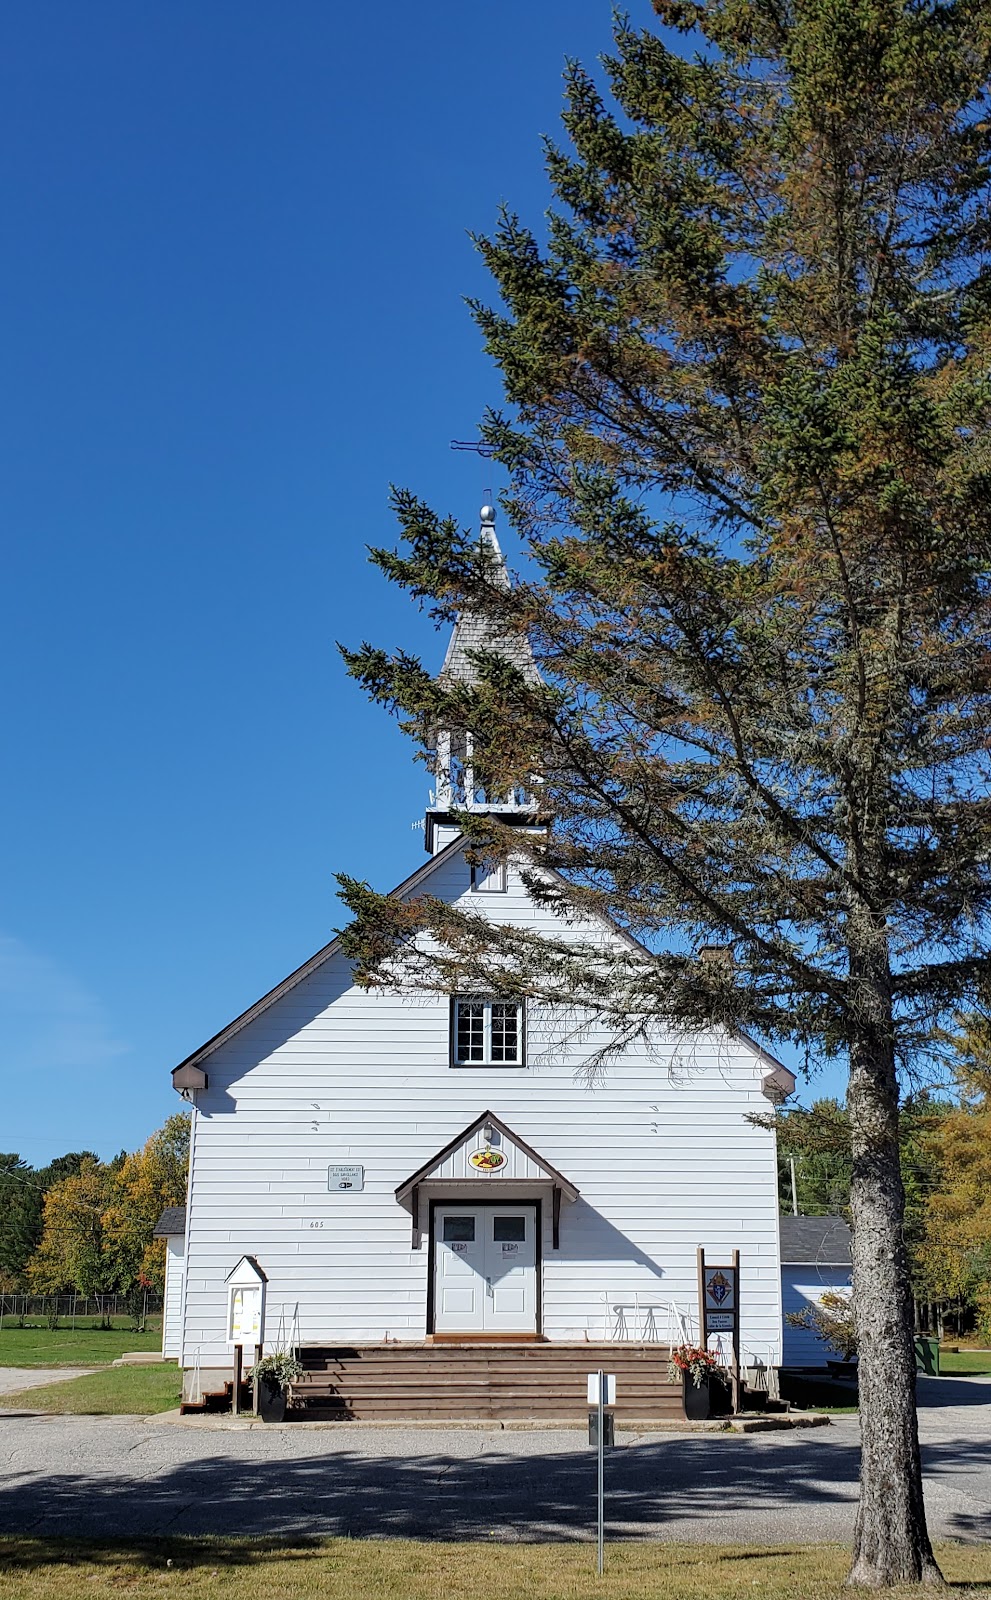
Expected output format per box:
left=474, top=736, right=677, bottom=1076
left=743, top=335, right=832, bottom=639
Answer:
left=179, top=842, right=785, bottom=1365
left=162, top=1235, right=185, bottom=1360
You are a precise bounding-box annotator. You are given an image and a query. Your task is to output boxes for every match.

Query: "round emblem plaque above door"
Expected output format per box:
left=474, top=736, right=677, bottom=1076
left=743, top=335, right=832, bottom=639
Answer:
left=469, top=1147, right=507, bottom=1171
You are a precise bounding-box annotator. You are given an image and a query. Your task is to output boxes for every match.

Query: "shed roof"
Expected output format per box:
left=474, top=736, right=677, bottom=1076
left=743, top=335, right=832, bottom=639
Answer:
left=779, top=1214, right=852, bottom=1265
left=153, top=1206, right=186, bottom=1238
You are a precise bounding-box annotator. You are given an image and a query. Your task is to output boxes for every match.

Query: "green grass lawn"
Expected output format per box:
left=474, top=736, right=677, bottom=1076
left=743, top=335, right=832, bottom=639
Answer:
left=1, top=1362, right=181, bottom=1416
left=0, top=1324, right=161, bottom=1367
left=0, top=1539, right=988, bottom=1600
left=939, top=1348, right=991, bottom=1376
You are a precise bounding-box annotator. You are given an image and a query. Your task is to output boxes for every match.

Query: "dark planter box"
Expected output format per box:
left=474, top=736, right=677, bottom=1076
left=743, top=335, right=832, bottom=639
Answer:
left=682, top=1375, right=710, bottom=1421
left=256, top=1377, right=287, bottom=1423
left=826, top=1359, right=858, bottom=1380
left=708, top=1372, right=733, bottom=1415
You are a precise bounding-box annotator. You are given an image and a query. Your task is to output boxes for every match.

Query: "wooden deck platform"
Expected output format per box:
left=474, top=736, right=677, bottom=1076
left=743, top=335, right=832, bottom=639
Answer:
left=293, top=1341, right=686, bottom=1422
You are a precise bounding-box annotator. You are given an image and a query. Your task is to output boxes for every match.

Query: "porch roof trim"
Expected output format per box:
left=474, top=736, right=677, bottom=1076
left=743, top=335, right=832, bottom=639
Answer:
left=395, top=1109, right=580, bottom=1206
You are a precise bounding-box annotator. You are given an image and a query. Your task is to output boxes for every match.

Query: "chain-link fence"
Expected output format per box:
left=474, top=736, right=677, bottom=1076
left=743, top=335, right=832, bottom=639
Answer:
left=0, top=1292, right=163, bottom=1330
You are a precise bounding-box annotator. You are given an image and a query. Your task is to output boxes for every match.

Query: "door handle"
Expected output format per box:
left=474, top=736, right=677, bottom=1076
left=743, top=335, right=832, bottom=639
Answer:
left=486, top=1276, right=493, bottom=1298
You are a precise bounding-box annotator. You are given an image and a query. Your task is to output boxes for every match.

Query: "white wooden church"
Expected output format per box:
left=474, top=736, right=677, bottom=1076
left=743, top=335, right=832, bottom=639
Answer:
left=165, top=507, right=794, bottom=1419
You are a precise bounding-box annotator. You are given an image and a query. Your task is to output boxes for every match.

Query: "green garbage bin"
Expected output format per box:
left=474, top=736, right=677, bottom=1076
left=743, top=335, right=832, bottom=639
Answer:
left=915, top=1336, right=940, bottom=1376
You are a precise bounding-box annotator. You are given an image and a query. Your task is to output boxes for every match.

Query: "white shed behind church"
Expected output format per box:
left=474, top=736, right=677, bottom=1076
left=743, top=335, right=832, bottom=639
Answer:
left=153, top=1206, right=187, bottom=1361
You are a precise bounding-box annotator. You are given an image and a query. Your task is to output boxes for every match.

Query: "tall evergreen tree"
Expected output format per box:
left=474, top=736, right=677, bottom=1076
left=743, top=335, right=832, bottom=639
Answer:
left=770, top=1095, right=948, bottom=1272
left=774, top=1098, right=854, bottom=1216
left=0, top=1156, right=44, bottom=1289
left=341, top=1, right=991, bottom=1585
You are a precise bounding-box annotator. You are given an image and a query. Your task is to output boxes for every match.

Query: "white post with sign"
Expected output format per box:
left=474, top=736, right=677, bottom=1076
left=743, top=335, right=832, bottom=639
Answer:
left=587, top=1371, right=616, bottom=1574
left=226, top=1255, right=267, bottom=1417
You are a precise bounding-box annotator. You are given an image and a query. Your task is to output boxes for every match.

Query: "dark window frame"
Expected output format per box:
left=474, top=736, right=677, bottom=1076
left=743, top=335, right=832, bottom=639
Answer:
left=470, top=859, right=508, bottom=894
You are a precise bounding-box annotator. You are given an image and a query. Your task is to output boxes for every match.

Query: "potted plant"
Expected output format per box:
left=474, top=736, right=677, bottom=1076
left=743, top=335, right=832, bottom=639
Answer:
left=668, top=1342, right=722, bottom=1420
left=248, top=1348, right=305, bottom=1422
left=786, top=1289, right=858, bottom=1376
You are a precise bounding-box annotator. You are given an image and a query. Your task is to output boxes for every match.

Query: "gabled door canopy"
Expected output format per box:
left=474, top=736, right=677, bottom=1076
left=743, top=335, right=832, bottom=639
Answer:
left=396, top=1109, right=579, bottom=1250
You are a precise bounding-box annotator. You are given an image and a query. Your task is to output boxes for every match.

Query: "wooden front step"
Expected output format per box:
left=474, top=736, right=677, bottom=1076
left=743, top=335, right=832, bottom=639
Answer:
left=295, top=1342, right=685, bottom=1422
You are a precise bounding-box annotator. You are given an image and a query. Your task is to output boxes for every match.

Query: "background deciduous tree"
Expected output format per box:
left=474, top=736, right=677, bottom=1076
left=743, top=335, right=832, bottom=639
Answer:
left=27, top=1158, right=115, bottom=1297
left=917, top=1012, right=991, bottom=1333
left=340, top=1, right=991, bottom=1584
left=22, top=1114, right=189, bottom=1300
left=102, top=1112, right=190, bottom=1292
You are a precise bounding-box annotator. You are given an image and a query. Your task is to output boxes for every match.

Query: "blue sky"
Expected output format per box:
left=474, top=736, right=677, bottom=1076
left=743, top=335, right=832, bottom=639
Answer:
left=0, top=2, right=830, bottom=1167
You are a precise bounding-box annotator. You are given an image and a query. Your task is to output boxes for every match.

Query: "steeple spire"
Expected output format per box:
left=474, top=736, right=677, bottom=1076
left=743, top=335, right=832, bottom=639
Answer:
left=425, top=505, right=539, bottom=854
left=437, top=505, right=530, bottom=684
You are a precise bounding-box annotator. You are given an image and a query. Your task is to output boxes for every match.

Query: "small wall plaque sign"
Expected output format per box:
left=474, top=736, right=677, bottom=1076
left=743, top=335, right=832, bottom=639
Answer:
left=328, top=1164, right=364, bottom=1192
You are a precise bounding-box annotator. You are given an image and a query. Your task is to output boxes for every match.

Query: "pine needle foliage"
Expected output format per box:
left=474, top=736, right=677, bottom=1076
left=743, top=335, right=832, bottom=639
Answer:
left=340, top=2, right=991, bottom=1585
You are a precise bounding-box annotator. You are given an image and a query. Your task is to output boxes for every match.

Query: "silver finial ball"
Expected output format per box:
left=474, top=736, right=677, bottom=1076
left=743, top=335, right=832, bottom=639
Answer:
left=480, top=503, right=496, bottom=524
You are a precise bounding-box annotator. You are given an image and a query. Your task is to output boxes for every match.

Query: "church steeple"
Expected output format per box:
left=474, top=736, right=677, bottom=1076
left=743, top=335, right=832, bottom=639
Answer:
left=425, top=504, right=540, bottom=854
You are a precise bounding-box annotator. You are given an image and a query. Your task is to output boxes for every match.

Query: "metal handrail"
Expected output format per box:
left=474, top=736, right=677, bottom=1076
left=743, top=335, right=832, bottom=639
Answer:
left=599, top=1294, right=695, bottom=1346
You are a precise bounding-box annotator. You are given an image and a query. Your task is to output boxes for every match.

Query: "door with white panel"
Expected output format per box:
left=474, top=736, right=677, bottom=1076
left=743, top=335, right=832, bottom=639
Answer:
left=432, top=1205, right=537, bottom=1334
left=484, top=1209, right=537, bottom=1332
left=434, top=1208, right=487, bottom=1332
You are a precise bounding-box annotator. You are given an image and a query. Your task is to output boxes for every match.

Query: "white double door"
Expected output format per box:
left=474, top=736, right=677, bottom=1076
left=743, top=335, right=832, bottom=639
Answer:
left=433, top=1204, right=537, bottom=1334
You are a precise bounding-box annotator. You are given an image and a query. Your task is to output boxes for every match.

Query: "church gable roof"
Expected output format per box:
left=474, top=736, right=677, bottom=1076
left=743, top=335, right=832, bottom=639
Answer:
left=171, top=833, right=795, bottom=1099
left=170, top=835, right=468, bottom=1081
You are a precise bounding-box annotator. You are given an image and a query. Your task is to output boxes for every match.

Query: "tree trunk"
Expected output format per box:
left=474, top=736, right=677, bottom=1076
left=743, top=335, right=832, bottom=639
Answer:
left=846, top=1025, right=942, bottom=1587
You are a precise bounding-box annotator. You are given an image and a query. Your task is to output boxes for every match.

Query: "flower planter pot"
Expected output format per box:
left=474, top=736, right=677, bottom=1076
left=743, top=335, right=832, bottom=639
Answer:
left=256, top=1376, right=287, bottom=1423
left=682, top=1375, right=710, bottom=1421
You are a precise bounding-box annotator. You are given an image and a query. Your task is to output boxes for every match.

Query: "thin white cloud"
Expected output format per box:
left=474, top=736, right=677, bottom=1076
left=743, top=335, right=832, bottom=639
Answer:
left=0, top=934, right=129, bottom=1072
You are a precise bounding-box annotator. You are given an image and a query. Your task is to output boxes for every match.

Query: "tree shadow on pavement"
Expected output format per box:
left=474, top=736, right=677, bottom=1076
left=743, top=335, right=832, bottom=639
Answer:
left=0, top=1432, right=859, bottom=1543
left=0, top=1429, right=989, bottom=1550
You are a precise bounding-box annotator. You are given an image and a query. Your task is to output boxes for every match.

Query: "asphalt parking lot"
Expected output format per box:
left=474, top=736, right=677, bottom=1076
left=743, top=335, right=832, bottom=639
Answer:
left=1, top=1374, right=988, bottom=1545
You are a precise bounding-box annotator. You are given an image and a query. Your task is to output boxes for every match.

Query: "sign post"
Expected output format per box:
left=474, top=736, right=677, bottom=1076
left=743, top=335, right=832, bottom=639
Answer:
left=587, top=1371, right=616, bottom=1574
left=698, top=1247, right=741, bottom=1412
